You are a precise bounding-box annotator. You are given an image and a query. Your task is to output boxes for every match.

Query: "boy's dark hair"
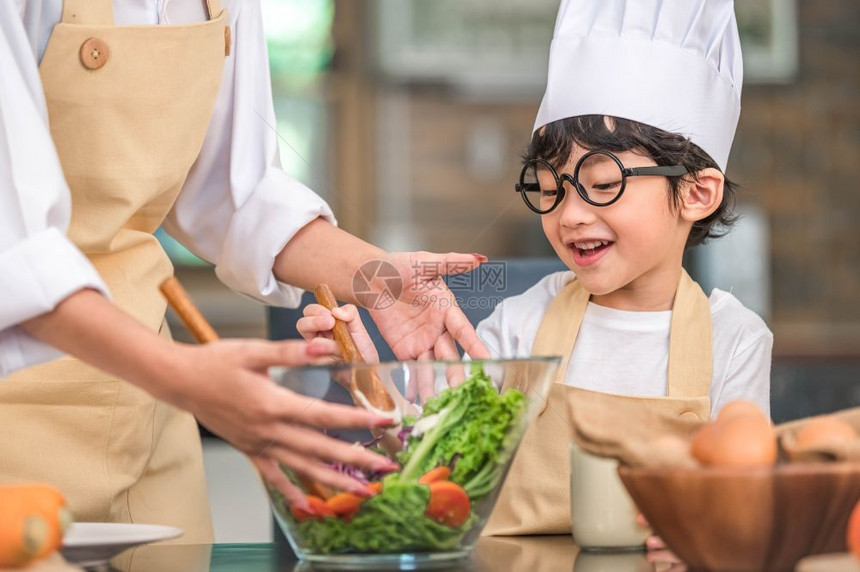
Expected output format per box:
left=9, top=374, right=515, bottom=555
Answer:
left=525, top=115, right=738, bottom=248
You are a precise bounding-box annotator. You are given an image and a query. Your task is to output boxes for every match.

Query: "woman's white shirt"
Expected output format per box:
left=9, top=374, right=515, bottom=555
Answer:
left=477, top=271, right=773, bottom=419
left=0, top=0, right=335, bottom=377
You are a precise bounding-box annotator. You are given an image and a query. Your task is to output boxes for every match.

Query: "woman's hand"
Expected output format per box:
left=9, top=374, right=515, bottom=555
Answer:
left=273, top=220, right=491, bottom=363
left=297, top=304, right=379, bottom=363
left=21, top=289, right=399, bottom=509
left=368, top=251, right=491, bottom=362
left=157, top=337, right=399, bottom=508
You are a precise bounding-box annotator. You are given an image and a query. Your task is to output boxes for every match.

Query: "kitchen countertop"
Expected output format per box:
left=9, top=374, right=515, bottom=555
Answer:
left=28, top=536, right=859, bottom=572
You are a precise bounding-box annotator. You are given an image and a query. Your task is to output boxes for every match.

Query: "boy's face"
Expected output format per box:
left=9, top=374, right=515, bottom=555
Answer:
left=540, top=145, right=691, bottom=306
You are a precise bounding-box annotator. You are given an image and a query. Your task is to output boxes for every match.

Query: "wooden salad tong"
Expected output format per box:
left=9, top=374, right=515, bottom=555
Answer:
left=313, top=284, right=398, bottom=415
left=159, top=276, right=336, bottom=500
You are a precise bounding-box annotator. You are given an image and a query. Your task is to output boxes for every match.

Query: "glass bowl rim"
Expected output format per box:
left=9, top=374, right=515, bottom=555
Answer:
left=269, top=355, right=562, bottom=376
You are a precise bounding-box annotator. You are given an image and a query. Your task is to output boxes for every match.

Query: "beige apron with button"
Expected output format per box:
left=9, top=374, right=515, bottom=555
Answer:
left=483, top=270, right=712, bottom=536
left=0, top=0, right=231, bottom=543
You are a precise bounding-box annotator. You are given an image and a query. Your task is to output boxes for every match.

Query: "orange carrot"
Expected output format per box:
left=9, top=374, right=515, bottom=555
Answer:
left=418, top=466, right=451, bottom=485
left=326, top=492, right=364, bottom=522
left=0, top=484, right=70, bottom=567
left=366, top=482, right=383, bottom=495
left=291, top=495, right=336, bottom=521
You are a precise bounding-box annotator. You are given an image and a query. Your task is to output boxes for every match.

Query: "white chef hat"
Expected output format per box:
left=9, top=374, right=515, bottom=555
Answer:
left=534, top=0, right=743, bottom=171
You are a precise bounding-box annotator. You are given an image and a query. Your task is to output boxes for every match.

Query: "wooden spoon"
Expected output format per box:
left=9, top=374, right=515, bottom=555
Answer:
left=313, top=284, right=416, bottom=459
left=159, top=276, right=335, bottom=500
left=313, top=284, right=398, bottom=415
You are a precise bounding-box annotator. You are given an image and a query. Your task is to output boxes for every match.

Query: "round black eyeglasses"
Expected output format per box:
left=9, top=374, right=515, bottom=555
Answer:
left=514, top=150, right=688, bottom=214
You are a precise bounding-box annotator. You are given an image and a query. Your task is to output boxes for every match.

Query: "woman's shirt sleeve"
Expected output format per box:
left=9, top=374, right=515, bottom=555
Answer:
left=163, top=0, right=335, bottom=308
left=0, top=4, right=109, bottom=378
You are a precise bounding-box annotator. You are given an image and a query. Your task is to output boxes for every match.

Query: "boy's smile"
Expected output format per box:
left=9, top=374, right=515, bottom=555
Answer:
left=540, top=146, right=691, bottom=310
left=568, top=238, right=614, bottom=266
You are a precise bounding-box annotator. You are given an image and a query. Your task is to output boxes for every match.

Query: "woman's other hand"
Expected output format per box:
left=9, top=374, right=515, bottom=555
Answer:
left=164, top=337, right=398, bottom=506
left=272, top=220, right=491, bottom=364
left=369, top=251, right=491, bottom=362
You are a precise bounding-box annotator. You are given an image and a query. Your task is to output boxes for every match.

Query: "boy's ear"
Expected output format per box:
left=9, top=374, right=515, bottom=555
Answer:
left=680, top=168, right=724, bottom=222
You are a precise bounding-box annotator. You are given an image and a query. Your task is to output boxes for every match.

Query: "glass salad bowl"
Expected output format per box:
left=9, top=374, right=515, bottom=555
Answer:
left=266, top=358, right=560, bottom=569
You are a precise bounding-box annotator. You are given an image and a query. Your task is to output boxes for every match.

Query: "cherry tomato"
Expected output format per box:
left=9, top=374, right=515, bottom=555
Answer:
left=418, top=466, right=451, bottom=485
left=291, top=495, right=335, bottom=521
left=425, top=481, right=470, bottom=528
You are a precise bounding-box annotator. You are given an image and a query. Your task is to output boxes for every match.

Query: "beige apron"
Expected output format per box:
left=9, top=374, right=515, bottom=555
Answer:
left=483, top=270, right=713, bottom=536
left=0, top=0, right=230, bottom=543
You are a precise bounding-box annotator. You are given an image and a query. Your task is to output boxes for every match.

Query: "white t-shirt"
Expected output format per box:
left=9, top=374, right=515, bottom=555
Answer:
left=477, top=271, right=773, bottom=419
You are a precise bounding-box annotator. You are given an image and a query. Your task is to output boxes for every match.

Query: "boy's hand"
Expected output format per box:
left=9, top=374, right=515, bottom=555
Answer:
left=297, top=303, right=380, bottom=363
left=636, top=513, right=685, bottom=568
left=299, top=303, right=433, bottom=410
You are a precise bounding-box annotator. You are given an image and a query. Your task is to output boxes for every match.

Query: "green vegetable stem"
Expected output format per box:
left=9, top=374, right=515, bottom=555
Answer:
left=398, top=364, right=525, bottom=501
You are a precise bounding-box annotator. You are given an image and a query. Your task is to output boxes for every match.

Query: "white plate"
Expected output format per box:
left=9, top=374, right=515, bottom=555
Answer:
left=61, top=523, right=183, bottom=567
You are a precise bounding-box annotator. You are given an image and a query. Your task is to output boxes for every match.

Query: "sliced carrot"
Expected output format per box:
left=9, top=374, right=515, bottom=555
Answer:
left=290, top=495, right=335, bottom=521
left=326, top=492, right=364, bottom=521
left=0, top=509, right=48, bottom=567
left=367, top=482, right=383, bottom=495
left=418, top=466, right=451, bottom=485
left=425, top=481, right=470, bottom=528
left=0, top=484, right=68, bottom=567
left=22, top=484, right=68, bottom=557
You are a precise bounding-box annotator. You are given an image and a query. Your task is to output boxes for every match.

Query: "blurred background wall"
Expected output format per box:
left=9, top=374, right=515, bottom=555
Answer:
left=171, top=0, right=859, bottom=361
left=179, top=0, right=859, bottom=543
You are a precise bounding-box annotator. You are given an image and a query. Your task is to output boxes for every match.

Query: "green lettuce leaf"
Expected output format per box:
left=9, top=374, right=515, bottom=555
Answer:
left=276, top=365, right=525, bottom=554
left=398, top=364, right=525, bottom=501
left=286, top=474, right=474, bottom=553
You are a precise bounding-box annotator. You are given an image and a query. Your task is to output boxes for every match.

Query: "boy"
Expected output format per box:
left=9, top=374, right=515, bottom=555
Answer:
left=299, top=0, right=771, bottom=538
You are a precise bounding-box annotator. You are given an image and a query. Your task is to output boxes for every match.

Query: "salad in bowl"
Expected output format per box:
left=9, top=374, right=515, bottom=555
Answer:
left=267, top=358, right=559, bottom=569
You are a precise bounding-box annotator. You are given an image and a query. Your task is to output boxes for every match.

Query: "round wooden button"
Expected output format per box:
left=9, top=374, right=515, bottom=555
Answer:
left=80, top=38, right=109, bottom=70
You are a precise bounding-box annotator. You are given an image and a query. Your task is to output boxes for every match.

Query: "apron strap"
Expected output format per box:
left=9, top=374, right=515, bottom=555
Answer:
left=61, top=0, right=115, bottom=26
left=530, top=278, right=589, bottom=413
left=667, top=269, right=713, bottom=397
left=206, top=0, right=223, bottom=19
left=530, top=269, right=712, bottom=410
left=62, top=0, right=222, bottom=24
left=531, top=278, right=589, bottom=387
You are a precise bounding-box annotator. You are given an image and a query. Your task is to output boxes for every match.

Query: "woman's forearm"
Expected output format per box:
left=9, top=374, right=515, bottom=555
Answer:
left=273, top=218, right=385, bottom=305
left=20, top=288, right=182, bottom=401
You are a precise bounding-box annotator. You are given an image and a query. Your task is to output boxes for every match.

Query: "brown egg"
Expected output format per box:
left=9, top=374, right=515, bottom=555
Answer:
left=794, top=417, right=858, bottom=449
left=717, top=400, right=763, bottom=422
left=691, top=423, right=718, bottom=465
left=701, top=415, right=777, bottom=468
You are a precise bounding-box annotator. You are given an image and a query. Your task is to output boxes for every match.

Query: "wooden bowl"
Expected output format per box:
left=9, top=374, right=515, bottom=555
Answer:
left=618, top=463, right=860, bottom=572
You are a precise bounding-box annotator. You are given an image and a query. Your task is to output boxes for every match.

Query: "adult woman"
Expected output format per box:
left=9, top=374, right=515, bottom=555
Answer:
left=0, top=0, right=487, bottom=542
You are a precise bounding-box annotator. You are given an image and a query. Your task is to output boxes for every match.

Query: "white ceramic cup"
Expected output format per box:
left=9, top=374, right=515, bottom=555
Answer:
left=569, top=442, right=650, bottom=551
